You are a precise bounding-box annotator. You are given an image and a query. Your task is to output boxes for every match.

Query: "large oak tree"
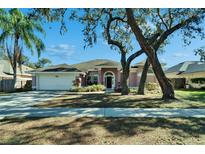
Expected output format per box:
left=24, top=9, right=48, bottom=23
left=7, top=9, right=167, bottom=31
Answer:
left=125, top=8, right=205, bottom=99
left=28, top=8, right=205, bottom=99
left=72, top=8, right=205, bottom=99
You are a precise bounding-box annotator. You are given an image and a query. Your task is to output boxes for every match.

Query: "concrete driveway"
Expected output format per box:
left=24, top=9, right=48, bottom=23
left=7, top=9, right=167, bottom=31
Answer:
left=0, top=91, right=66, bottom=109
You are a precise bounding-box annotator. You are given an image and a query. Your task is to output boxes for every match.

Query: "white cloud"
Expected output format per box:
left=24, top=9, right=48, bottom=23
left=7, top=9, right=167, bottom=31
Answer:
left=173, top=52, right=188, bottom=58
left=46, top=44, right=75, bottom=60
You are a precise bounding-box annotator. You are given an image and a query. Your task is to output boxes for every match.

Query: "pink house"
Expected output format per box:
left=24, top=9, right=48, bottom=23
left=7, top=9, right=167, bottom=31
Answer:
left=72, top=59, right=157, bottom=89
left=31, top=59, right=157, bottom=90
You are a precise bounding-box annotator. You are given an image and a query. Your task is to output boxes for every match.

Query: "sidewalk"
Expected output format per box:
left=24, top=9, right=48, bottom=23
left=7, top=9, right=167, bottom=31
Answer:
left=0, top=108, right=205, bottom=119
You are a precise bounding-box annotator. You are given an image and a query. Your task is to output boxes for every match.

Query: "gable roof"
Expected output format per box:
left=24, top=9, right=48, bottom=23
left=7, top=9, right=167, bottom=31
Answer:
left=165, top=61, right=205, bottom=74
left=31, top=64, right=82, bottom=73
left=71, top=59, right=121, bottom=72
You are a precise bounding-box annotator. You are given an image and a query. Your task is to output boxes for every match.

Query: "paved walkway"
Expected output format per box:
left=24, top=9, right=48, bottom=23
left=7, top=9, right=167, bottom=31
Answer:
left=0, top=91, right=205, bottom=119
left=0, top=108, right=205, bottom=119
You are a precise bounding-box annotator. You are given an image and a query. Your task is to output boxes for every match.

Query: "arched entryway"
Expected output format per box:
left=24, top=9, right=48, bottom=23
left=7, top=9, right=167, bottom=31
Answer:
left=104, top=71, right=115, bottom=89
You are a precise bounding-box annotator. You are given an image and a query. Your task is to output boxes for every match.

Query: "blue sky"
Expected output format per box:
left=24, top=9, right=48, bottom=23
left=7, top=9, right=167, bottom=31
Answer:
left=20, top=9, right=203, bottom=68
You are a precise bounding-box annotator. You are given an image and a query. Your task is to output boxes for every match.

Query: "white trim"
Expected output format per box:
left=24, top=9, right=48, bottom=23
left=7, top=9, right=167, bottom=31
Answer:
left=97, top=66, right=119, bottom=68
left=104, top=71, right=115, bottom=89
left=137, top=72, right=154, bottom=77
left=87, top=69, right=98, bottom=71
left=130, top=68, right=138, bottom=72
left=30, top=72, right=84, bottom=74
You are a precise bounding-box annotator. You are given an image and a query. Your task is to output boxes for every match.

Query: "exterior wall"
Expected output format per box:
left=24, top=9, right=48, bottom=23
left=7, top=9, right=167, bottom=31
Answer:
left=79, top=74, right=86, bottom=87
left=146, top=74, right=157, bottom=83
left=32, top=76, right=36, bottom=90
left=81, top=68, right=120, bottom=88
left=166, top=72, right=205, bottom=79
left=81, top=67, right=158, bottom=88
left=128, top=72, right=138, bottom=87
left=100, top=68, right=119, bottom=88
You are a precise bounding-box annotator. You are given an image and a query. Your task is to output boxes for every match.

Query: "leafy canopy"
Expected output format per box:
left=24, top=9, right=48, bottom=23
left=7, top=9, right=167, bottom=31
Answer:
left=71, top=9, right=205, bottom=55
left=0, top=8, right=45, bottom=61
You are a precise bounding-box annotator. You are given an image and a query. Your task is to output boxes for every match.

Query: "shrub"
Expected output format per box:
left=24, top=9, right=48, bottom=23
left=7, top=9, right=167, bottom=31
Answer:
left=129, top=87, right=138, bottom=94
left=145, top=82, right=161, bottom=94
left=145, top=82, right=159, bottom=91
left=70, top=84, right=105, bottom=92
left=23, top=80, right=32, bottom=91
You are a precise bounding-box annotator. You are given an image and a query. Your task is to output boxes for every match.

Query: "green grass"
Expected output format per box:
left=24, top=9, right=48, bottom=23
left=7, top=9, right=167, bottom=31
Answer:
left=34, top=90, right=205, bottom=109
left=0, top=117, right=204, bottom=144
left=176, top=90, right=205, bottom=102
left=0, top=92, right=8, bottom=96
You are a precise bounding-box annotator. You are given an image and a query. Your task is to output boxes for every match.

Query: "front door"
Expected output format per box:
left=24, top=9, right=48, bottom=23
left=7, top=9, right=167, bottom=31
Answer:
left=106, top=76, right=112, bottom=88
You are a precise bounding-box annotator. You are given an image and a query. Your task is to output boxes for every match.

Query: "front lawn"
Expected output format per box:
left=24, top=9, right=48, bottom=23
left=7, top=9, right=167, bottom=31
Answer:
left=34, top=90, right=205, bottom=108
left=0, top=92, right=8, bottom=96
left=0, top=117, right=204, bottom=144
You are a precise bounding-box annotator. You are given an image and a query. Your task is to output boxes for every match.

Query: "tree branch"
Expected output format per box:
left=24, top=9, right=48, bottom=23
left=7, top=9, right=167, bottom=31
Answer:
left=126, top=8, right=155, bottom=56
left=126, top=33, right=160, bottom=67
left=153, top=10, right=205, bottom=50
left=105, top=11, right=126, bottom=52
left=168, top=9, right=173, bottom=28
left=157, top=8, right=169, bottom=30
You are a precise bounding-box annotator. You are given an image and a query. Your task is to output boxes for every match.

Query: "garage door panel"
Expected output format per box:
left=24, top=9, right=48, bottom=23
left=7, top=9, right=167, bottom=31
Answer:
left=38, top=74, right=75, bottom=90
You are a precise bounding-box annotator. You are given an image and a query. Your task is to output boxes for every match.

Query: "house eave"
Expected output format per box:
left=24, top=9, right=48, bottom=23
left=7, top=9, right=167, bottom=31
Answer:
left=95, top=66, right=121, bottom=69
left=30, top=71, right=84, bottom=75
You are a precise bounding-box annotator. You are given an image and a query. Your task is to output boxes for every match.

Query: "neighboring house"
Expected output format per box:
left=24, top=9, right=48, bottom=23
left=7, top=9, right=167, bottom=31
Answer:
left=165, top=61, right=205, bottom=88
left=0, top=60, right=33, bottom=80
left=0, top=59, right=33, bottom=91
left=31, top=59, right=157, bottom=91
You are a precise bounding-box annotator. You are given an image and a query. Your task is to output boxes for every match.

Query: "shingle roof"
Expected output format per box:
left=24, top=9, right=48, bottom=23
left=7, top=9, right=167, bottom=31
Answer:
left=165, top=61, right=205, bottom=74
left=71, top=59, right=121, bottom=72
left=31, top=64, right=82, bottom=73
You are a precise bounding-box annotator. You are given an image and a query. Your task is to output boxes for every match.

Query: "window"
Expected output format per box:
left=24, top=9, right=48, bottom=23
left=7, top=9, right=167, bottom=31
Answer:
left=87, top=74, right=98, bottom=85
left=92, top=75, right=98, bottom=84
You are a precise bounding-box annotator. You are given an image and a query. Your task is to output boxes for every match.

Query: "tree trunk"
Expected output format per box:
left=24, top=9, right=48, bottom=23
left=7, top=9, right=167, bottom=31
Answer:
left=137, top=58, right=150, bottom=95
left=120, top=52, right=129, bottom=95
left=12, top=36, right=19, bottom=90
left=149, top=52, right=175, bottom=100
left=121, top=67, right=129, bottom=95
left=12, top=67, right=17, bottom=90
left=126, top=9, right=175, bottom=100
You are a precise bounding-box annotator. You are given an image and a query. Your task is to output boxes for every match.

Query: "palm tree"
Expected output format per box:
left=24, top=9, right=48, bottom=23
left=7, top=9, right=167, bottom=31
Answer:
left=0, top=9, right=45, bottom=89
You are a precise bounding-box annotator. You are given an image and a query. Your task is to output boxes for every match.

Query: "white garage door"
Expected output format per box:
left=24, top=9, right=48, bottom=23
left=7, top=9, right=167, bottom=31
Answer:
left=38, top=73, right=75, bottom=90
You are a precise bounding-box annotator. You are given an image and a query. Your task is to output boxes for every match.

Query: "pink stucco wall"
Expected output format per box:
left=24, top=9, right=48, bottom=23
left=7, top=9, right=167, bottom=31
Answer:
left=128, top=72, right=138, bottom=87
left=100, top=68, right=120, bottom=88
left=81, top=68, right=157, bottom=88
